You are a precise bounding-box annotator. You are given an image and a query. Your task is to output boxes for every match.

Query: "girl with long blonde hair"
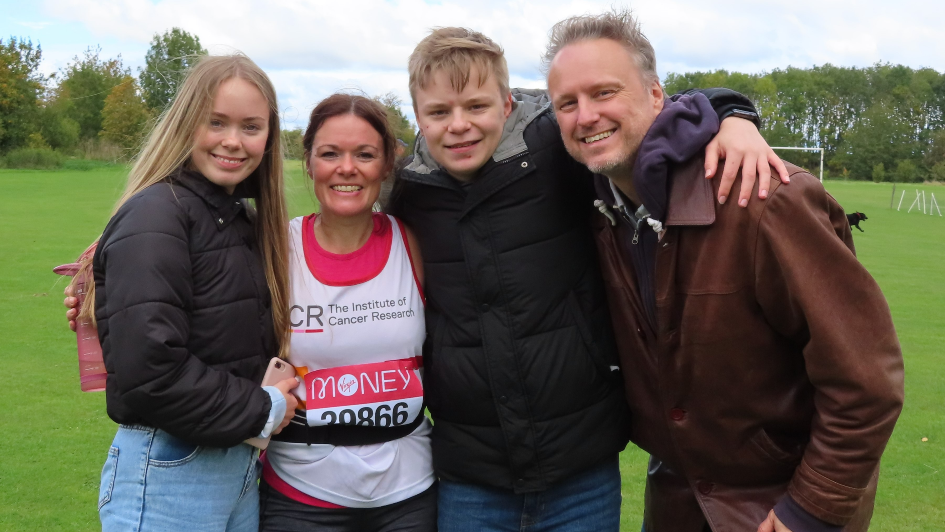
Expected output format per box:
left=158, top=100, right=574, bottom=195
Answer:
left=82, top=54, right=298, bottom=531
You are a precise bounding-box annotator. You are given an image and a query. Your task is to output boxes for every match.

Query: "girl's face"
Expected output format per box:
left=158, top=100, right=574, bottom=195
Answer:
left=191, top=78, right=270, bottom=194
left=309, top=114, right=387, bottom=218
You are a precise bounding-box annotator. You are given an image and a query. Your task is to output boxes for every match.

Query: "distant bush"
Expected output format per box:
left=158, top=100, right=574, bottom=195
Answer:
left=62, top=158, right=123, bottom=171
left=872, top=163, right=886, bottom=183
left=1, top=147, right=64, bottom=169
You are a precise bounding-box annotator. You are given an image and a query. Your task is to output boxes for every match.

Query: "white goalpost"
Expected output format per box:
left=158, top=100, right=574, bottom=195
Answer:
left=771, top=147, right=824, bottom=182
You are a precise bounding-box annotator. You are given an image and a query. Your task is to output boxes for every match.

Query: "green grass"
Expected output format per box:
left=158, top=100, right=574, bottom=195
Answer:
left=1, top=168, right=941, bottom=530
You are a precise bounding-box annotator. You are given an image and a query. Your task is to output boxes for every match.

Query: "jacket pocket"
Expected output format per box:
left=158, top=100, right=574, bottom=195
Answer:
left=749, top=429, right=804, bottom=470
left=147, top=430, right=202, bottom=467
left=98, top=446, right=119, bottom=510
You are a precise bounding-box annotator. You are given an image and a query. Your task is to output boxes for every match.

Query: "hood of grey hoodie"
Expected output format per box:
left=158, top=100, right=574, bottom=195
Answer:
left=405, top=88, right=552, bottom=176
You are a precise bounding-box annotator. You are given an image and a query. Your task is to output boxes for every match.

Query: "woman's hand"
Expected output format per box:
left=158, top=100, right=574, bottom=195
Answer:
left=64, top=285, right=78, bottom=332
left=272, top=377, right=300, bottom=434
left=705, top=117, right=790, bottom=207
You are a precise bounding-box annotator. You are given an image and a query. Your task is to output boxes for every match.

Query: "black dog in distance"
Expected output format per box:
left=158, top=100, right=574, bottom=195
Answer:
left=847, top=211, right=868, bottom=232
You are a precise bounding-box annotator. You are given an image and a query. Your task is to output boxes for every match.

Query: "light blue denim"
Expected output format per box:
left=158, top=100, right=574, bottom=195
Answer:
left=437, top=456, right=622, bottom=532
left=99, top=425, right=260, bottom=532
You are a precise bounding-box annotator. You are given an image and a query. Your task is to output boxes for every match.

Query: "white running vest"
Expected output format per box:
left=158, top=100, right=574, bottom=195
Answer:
left=265, top=214, right=434, bottom=508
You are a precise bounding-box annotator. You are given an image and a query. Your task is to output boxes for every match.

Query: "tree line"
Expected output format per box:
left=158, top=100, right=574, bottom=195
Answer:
left=0, top=28, right=415, bottom=169
left=3, top=29, right=941, bottom=180
left=665, top=64, right=945, bottom=182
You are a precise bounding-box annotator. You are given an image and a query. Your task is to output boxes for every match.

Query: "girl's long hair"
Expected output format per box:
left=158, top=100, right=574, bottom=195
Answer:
left=77, top=54, right=290, bottom=355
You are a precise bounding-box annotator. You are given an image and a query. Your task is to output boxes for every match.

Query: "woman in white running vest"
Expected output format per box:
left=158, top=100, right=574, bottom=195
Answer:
left=258, top=94, right=436, bottom=532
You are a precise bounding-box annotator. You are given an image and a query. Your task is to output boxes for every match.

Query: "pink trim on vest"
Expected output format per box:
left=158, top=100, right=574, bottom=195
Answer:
left=395, top=218, right=425, bottom=306
left=260, top=452, right=346, bottom=509
left=301, top=213, right=393, bottom=286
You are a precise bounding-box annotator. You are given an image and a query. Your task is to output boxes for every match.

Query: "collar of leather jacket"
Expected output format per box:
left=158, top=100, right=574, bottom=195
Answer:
left=664, top=156, right=716, bottom=228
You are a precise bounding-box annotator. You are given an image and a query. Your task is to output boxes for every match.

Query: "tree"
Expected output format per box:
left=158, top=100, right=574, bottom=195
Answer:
left=100, top=76, right=151, bottom=153
left=139, top=28, right=206, bottom=112
left=0, top=37, right=44, bottom=152
left=871, top=163, right=886, bottom=183
left=375, top=92, right=416, bottom=150
left=56, top=47, right=128, bottom=140
left=282, top=129, right=304, bottom=160
left=36, top=97, right=80, bottom=151
left=894, top=160, right=919, bottom=183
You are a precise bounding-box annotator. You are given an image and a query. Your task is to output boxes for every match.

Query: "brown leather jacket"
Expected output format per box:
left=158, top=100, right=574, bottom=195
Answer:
left=592, top=159, right=903, bottom=531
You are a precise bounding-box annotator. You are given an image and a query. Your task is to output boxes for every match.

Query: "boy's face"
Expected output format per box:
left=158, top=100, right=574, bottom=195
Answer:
left=414, top=66, right=513, bottom=181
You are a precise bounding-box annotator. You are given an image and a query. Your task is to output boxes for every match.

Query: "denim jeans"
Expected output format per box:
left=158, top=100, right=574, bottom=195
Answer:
left=99, top=425, right=260, bottom=532
left=437, top=456, right=621, bottom=532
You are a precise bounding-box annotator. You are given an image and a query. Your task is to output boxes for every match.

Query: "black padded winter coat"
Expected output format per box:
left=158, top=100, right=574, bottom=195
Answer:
left=389, top=91, right=631, bottom=493
left=93, top=168, right=276, bottom=447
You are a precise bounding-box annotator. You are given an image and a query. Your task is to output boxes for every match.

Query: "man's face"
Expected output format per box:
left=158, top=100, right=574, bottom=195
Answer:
left=547, top=38, right=664, bottom=177
left=413, top=66, right=513, bottom=181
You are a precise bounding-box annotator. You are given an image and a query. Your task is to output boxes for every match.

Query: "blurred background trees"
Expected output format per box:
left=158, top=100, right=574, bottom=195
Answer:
left=665, top=63, right=945, bottom=181
left=3, top=28, right=943, bottom=180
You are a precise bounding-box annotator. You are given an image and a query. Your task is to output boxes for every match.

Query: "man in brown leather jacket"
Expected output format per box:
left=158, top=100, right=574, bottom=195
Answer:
left=544, top=11, right=904, bottom=532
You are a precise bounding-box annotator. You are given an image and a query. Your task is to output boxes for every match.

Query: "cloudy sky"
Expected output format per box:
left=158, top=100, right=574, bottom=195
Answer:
left=3, top=0, right=943, bottom=128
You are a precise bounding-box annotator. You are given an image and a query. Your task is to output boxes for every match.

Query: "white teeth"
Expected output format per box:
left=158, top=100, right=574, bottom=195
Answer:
left=214, top=155, right=243, bottom=164
left=583, top=130, right=614, bottom=144
left=331, top=185, right=362, bottom=192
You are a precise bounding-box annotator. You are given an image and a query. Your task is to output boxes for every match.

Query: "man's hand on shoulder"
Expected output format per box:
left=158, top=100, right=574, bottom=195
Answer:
left=757, top=510, right=794, bottom=532
left=706, top=117, right=790, bottom=207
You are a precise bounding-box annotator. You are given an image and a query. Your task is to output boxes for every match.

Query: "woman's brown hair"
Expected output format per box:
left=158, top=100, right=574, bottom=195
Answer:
left=302, top=94, right=398, bottom=178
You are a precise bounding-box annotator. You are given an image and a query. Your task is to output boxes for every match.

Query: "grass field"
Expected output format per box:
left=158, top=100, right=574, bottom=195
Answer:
left=1, top=163, right=942, bottom=530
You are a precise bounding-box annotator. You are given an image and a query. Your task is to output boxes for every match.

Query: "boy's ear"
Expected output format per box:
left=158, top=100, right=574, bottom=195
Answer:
left=503, top=93, right=513, bottom=118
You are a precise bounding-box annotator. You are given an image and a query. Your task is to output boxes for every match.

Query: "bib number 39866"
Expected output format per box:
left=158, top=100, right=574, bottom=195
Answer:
left=303, top=358, right=423, bottom=427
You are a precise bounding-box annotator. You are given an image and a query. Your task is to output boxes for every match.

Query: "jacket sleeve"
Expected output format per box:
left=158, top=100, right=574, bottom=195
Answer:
left=98, top=191, right=271, bottom=447
left=679, top=88, right=761, bottom=128
left=752, top=171, right=904, bottom=525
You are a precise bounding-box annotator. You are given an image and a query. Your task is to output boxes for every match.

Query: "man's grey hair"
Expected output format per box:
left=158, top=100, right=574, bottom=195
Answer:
left=541, top=10, right=659, bottom=85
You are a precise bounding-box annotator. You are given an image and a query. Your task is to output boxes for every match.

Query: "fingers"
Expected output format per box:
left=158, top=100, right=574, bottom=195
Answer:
left=275, top=377, right=300, bottom=411
left=757, top=158, right=772, bottom=200
left=737, top=154, right=759, bottom=207
left=69, top=320, right=77, bottom=332
left=704, top=140, right=720, bottom=179
left=718, top=156, right=740, bottom=205
left=274, top=377, right=299, bottom=394
left=769, top=150, right=790, bottom=184
left=64, top=296, right=78, bottom=309
left=756, top=510, right=776, bottom=532
left=64, top=285, right=74, bottom=298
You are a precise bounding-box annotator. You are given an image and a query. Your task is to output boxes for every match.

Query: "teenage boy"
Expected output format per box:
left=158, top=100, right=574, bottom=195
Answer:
left=544, top=11, right=903, bottom=532
left=387, top=27, right=786, bottom=531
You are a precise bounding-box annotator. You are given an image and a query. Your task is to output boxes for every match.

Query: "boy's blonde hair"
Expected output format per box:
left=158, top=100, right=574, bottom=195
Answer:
left=78, top=54, right=291, bottom=354
left=408, top=27, right=510, bottom=107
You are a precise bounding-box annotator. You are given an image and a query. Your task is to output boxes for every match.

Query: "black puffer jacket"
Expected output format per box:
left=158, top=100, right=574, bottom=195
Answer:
left=93, top=169, right=276, bottom=447
left=389, top=90, right=630, bottom=493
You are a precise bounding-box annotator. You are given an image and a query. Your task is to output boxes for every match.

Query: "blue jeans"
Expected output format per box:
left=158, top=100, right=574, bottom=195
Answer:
left=99, top=425, right=260, bottom=532
left=437, top=456, right=621, bottom=532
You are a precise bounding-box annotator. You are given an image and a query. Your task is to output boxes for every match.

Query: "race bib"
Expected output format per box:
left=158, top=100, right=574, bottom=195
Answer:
left=304, top=358, right=423, bottom=428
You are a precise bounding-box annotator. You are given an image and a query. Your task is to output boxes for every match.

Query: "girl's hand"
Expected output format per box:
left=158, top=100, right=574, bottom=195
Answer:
left=272, top=377, right=300, bottom=434
left=64, top=285, right=78, bottom=332
left=705, top=117, right=790, bottom=207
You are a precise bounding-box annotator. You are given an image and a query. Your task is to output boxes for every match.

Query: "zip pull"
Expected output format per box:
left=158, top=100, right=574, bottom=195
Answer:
left=632, top=229, right=639, bottom=245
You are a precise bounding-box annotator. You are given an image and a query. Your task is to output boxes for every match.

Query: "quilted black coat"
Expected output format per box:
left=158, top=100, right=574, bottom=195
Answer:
left=93, top=169, right=276, bottom=447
